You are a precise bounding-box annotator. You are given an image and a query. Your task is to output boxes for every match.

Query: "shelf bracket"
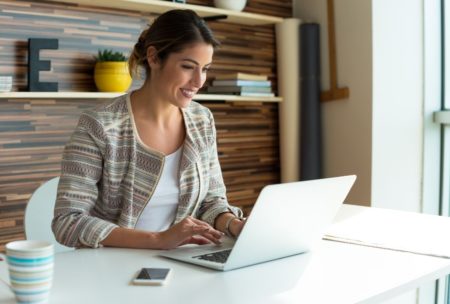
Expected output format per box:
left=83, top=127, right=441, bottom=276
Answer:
left=203, top=15, right=228, bottom=22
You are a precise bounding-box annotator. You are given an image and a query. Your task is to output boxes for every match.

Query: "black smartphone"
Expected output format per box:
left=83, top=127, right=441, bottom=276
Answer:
left=132, top=268, right=171, bottom=285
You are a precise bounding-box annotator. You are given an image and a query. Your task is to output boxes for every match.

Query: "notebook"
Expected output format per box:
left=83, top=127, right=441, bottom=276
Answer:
left=159, top=175, right=356, bottom=271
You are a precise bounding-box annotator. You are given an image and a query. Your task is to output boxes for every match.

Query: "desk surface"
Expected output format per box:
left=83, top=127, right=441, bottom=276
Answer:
left=1, top=205, right=450, bottom=304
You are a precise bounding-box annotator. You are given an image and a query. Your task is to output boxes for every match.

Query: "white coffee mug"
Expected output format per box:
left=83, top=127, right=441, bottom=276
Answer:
left=3, top=240, right=54, bottom=304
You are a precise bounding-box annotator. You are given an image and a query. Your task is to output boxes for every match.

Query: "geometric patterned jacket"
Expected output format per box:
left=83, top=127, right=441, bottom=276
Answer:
left=52, top=94, right=242, bottom=248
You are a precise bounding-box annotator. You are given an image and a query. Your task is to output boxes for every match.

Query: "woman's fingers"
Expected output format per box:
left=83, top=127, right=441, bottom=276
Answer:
left=201, top=232, right=223, bottom=245
left=185, top=217, right=223, bottom=238
left=182, top=217, right=223, bottom=245
left=181, top=235, right=211, bottom=246
left=160, top=217, right=224, bottom=249
left=191, top=226, right=223, bottom=244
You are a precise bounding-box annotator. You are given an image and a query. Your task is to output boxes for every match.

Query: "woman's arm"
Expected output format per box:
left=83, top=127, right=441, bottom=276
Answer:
left=196, top=110, right=244, bottom=232
left=52, top=112, right=117, bottom=248
left=215, top=212, right=246, bottom=237
left=101, top=216, right=224, bottom=250
left=101, top=227, right=161, bottom=249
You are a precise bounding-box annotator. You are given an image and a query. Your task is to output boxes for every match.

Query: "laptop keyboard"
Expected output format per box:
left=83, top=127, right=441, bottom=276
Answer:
left=193, top=249, right=232, bottom=264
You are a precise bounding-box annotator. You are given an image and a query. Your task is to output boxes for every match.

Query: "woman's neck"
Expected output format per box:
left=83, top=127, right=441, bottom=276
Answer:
left=131, top=81, right=181, bottom=129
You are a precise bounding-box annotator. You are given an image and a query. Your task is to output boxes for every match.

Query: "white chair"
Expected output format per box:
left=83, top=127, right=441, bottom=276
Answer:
left=25, top=177, right=73, bottom=253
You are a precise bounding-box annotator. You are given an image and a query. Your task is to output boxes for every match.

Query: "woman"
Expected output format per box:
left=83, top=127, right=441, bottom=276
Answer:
left=52, top=9, right=245, bottom=250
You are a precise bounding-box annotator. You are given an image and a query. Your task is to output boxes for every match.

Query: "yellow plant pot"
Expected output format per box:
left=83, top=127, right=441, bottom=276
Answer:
left=94, top=61, right=132, bottom=92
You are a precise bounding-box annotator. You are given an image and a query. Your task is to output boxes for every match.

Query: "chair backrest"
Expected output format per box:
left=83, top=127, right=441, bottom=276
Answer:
left=25, top=177, right=73, bottom=253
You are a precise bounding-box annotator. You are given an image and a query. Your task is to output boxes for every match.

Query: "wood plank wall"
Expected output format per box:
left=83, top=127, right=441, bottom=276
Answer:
left=0, top=0, right=292, bottom=251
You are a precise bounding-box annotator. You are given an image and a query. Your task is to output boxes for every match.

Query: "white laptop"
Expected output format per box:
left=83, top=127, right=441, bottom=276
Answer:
left=160, top=175, right=356, bottom=271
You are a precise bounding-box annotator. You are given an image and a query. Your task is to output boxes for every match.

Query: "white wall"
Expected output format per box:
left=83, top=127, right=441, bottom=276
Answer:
left=293, top=0, right=430, bottom=303
left=293, top=0, right=425, bottom=210
left=371, top=0, right=424, bottom=213
left=372, top=2, right=440, bottom=301
left=294, top=0, right=372, bottom=206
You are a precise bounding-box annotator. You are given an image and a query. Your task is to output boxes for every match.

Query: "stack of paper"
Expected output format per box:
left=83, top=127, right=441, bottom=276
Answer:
left=325, top=204, right=450, bottom=258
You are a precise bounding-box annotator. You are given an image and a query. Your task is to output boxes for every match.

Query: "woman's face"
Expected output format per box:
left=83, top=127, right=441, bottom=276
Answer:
left=150, top=42, right=214, bottom=108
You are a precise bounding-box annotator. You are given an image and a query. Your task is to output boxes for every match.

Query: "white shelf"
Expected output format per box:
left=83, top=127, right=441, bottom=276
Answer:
left=0, top=92, right=123, bottom=99
left=195, top=94, right=282, bottom=103
left=0, top=92, right=282, bottom=103
left=47, top=0, right=283, bottom=25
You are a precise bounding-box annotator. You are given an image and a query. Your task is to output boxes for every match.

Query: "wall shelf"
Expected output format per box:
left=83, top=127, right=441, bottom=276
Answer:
left=0, top=92, right=282, bottom=103
left=46, top=0, right=283, bottom=25
left=195, top=94, right=282, bottom=103
left=0, top=92, right=122, bottom=99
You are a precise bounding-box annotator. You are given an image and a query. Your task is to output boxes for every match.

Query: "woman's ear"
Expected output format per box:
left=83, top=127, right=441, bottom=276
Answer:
left=146, top=46, right=159, bottom=69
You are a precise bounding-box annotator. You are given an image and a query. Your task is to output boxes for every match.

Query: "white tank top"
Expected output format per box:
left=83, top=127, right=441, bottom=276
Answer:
left=135, top=146, right=182, bottom=232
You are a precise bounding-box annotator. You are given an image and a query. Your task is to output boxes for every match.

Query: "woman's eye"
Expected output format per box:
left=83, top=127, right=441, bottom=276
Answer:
left=202, top=67, right=210, bottom=73
left=182, top=65, right=194, bottom=70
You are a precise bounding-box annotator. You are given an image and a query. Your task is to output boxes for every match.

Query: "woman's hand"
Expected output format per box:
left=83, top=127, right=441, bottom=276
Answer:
left=229, top=217, right=246, bottom=238
left=214, top=212, right=247, bottom=238
left=158, top=216, right=224, bottom=250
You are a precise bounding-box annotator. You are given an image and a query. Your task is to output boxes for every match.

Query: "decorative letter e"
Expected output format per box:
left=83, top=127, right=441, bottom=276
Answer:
left=28, top=38, right=59, bottom=92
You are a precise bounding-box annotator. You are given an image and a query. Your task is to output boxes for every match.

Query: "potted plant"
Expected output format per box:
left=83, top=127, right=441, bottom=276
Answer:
left=94, top=49, right=132, bottom=93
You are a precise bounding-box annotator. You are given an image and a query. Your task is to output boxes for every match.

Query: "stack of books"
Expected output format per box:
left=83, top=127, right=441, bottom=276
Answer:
left=207, top=73, right=274, bottom=97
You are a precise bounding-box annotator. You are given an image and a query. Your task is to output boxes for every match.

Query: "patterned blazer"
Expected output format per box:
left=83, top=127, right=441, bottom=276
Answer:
left=52, top=94, right=242, bottom=248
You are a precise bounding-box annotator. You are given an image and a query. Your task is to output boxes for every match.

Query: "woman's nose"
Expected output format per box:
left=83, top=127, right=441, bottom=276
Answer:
left=191, top=68, right=204, bottom=88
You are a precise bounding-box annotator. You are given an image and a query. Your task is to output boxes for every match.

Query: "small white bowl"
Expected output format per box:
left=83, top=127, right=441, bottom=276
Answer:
left=0, top=86, right=12, bottom=91
left=0, top=76, right=13, bottom=92
left=0, top=84, right=12, bottom=92
left=214, top=0, right=247, bottom=12
left=0, top=76, right=12, bottom=83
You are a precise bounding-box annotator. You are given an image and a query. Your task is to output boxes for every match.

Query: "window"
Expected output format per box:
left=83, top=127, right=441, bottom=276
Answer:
left=423, top=0, right=449, bottom=302
left=441, top=0, right=450, bottom=300
left=433, top=0, right=450, bottom=302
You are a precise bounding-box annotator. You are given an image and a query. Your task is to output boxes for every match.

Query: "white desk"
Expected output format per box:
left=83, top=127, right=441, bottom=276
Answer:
left=1, top=205, right=450, bottom=304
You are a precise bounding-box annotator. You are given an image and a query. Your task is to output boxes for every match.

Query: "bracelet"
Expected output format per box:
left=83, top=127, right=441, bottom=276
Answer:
left=225, top=216, right=237, bottom=237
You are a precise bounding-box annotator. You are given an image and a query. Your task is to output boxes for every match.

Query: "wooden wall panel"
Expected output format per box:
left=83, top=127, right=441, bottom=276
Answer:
left=0, top=0, right=291, bottom=250
left=0, top=98, right=102, bottom=250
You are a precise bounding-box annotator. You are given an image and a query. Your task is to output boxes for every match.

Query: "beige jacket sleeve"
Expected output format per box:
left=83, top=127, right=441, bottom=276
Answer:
left=52, top=112, right=118, bottom=248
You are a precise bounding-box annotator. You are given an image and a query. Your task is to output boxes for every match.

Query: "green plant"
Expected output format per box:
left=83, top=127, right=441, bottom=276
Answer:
left=95, top=49, right=127, bottom=62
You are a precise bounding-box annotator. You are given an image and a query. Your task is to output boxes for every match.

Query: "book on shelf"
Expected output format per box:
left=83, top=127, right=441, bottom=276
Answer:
left=239, top=92, right=275, bottom=97
left=203, top=92, right=275, bottom=97
left=212, top=79, right=272, bottom=87
left=207, top=85, right=272, bottom=93
left=214, top=73, right=268, bottom=81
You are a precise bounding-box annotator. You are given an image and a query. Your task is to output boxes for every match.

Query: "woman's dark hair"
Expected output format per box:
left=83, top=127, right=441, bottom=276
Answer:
left=128, top=9, right=220, bottom=78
